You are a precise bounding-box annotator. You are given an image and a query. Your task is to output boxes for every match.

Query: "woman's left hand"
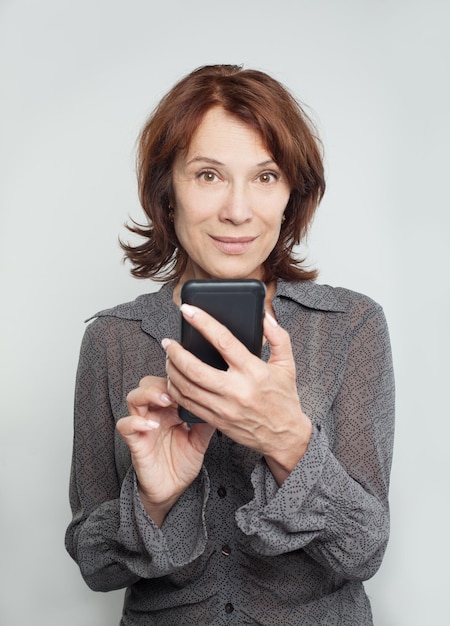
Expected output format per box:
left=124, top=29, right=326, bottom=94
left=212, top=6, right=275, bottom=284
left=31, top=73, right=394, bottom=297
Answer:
left=164, top=304, right=313, bottom=485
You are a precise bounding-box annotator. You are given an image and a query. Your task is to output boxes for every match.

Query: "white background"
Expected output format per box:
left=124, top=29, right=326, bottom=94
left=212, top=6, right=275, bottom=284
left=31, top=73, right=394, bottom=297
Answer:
left=1, top=1, right=449, bottom=624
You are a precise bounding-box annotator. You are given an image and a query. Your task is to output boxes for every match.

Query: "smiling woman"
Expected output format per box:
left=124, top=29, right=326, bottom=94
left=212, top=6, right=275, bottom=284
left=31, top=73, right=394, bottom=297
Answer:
left=65, top=65, right=394, bottom=626
left=170, top=107, right=291, bottom=292
left=120, top=64, right=325, bottom=284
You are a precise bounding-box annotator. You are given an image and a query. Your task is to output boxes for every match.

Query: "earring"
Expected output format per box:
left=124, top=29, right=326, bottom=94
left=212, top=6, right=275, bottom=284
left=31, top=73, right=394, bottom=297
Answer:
left=168, top=205, right=174, bottom=223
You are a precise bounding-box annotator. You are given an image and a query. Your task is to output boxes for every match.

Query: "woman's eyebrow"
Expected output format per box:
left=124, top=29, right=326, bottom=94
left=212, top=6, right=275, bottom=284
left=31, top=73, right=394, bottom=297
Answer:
left=257, top=159, right=278, bottom=168
left=185, top=156, right=277, bottom=168
left=186, top=156, right=224, bottom=167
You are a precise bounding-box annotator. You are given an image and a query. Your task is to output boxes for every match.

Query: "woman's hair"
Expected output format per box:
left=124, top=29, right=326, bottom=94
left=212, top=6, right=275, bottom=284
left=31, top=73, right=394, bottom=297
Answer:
left=121, top=64, right=326, bottom=282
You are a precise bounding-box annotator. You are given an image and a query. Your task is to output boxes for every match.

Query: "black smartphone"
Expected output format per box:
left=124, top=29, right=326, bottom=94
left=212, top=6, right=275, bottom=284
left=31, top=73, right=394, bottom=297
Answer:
left=178, top=279, right=266, bottom=423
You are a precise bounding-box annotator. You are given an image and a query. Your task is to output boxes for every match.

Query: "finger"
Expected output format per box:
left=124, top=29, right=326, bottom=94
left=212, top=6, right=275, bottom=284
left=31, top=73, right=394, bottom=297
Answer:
left=116, top=414, right=160, bottom=442
left=164, top=336, right=226, bottom=401
left=127, top=378, right=176, bottom=417
left=179, top=303, right=254, bottom=368
left=165, top=353, right=220, bottom=423
left=263, top=312, right=295, bottom=368
left=138, top=375, right=170, bottom=391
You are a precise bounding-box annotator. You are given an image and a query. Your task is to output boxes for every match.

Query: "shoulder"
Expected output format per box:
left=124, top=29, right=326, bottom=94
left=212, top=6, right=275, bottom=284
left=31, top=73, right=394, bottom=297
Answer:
left=81, top=292, right=156, bottom=342
left=276, top=280, right=383, bottom=316
left=276, top=281, right=390, bottom=344
left=81, top=281, right=178, bottom=347
left=277, top=282, right=392, bottom=372
left=87, top=289, right=166, bottom=323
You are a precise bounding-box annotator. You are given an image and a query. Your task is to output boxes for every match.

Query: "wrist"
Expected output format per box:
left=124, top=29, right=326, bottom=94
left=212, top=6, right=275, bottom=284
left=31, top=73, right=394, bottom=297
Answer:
left=138, top=485, right=181, bottom=527
left=264, top=415, right=313, bottom=486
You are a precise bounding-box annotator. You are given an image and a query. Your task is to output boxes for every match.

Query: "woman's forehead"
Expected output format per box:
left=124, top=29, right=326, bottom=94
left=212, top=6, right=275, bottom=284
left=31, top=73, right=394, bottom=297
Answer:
left=181, top=107, right=272, bottom=163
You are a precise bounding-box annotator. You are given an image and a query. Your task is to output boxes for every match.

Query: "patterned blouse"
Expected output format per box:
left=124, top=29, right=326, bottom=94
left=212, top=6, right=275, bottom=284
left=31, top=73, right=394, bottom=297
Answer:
left=65, top=279, right=395, bottom=625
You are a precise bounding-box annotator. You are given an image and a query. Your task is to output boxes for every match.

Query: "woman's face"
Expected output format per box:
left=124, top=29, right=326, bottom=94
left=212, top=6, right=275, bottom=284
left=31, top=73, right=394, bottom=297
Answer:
left=171, top=106, right=291, bottom=282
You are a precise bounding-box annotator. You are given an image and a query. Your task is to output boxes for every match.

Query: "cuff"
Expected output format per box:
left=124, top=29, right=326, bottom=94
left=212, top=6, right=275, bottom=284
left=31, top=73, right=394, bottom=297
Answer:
left=118, top=465, right=210, bottom=574
left=235, top=426, right=328, bottom=555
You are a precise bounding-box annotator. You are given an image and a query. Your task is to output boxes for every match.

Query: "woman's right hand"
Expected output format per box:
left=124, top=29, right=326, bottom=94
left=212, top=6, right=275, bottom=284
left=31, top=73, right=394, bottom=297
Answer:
left=117, top=376, right=215, bottom=526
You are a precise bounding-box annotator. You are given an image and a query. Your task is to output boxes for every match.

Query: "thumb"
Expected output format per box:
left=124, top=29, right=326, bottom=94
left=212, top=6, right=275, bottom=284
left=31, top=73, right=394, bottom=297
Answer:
left=264, top=312, right=295, bottom=368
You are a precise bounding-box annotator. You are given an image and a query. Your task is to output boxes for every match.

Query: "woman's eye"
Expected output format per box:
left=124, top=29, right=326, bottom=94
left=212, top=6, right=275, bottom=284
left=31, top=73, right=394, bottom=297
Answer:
left=198, top=171, right=218, bottom=182
left=258, top=172, right=279, bottom=184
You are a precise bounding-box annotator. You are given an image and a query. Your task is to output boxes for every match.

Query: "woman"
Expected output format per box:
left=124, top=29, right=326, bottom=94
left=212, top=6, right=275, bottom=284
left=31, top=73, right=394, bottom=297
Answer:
left=65, top=65, right=395, bottom=625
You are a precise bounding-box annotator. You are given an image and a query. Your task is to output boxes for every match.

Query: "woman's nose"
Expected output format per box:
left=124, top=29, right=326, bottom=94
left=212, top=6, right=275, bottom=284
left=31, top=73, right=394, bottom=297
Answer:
left=218, top=183, right=253, bottom=224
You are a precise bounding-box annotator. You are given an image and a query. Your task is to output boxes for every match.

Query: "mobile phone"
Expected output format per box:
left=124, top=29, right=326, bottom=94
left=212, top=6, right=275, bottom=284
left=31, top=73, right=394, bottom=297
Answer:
left=178, top=279, right=266, bottom=423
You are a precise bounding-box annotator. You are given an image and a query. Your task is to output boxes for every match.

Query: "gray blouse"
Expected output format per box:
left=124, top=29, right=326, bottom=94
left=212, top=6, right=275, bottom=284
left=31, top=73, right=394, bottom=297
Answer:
left=65, top=279, right=395, bottom=625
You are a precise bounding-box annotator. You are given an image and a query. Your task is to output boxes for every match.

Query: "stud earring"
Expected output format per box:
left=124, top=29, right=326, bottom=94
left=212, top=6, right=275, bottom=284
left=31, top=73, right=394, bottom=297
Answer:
left=168, top=205, right=174, bottom=223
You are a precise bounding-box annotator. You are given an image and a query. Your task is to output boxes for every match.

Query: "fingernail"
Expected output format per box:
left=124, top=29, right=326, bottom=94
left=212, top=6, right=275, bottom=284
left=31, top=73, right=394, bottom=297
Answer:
left=161, top=338, right=171, bottom=350
left=265, top=311, right=278, bottom=327
left=145, top=419, right=160, bottom=429
left=180, top=303, right=197, bottom=318
left=160, top=393, right=172, bottom=405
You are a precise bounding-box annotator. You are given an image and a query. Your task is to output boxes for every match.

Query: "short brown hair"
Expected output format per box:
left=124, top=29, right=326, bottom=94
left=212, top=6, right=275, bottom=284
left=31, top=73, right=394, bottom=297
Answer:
left=121, top=64, right=325, bottom=282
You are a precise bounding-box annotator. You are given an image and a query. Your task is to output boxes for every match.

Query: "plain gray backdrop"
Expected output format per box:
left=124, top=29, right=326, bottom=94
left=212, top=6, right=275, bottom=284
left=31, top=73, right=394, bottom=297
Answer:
left=1, top=1, right=449, bottom=624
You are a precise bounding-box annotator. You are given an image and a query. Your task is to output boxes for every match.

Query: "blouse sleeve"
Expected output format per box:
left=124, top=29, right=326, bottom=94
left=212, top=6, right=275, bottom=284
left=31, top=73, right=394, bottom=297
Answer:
left=235, top=299, right=395, bottom=582
left=65, top=319, right=210, bottom=592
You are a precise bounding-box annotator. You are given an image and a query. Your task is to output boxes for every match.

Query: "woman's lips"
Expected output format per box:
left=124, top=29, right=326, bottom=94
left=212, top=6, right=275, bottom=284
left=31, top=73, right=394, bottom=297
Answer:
left=210, top=236, right=256, bottom=255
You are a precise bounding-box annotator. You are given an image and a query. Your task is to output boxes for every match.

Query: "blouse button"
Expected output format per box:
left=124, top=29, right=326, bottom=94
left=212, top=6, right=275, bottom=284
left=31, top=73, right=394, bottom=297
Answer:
left=217, top=486, right=227, bottom=498
left=221, top=545, right=231, bottom=556
left=224, top=603, right=234, bottom=614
